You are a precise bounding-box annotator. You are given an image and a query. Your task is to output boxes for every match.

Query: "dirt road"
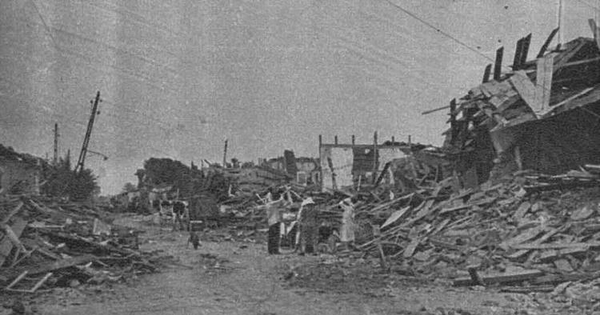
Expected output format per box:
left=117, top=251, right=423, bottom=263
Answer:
left=1, top=217, right=564, bottom=315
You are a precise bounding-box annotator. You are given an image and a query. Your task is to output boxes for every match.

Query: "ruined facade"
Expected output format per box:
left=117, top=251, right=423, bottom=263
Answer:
left=443, top=24, right=600, bottom=186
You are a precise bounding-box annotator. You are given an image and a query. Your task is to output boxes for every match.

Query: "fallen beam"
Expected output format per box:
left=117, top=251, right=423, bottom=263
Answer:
left=453, top=269, right=543, bottom=286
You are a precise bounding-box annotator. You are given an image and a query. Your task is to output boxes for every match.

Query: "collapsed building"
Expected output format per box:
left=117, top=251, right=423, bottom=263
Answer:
left=318, top=134, right=449, bottom=194
left=0, top=145, right=45, bottom=196
left=442, top=22, right=600, bottom=187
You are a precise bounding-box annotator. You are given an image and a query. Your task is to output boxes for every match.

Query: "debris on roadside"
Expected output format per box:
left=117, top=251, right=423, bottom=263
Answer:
left=0, top=195, right=166, bottom=293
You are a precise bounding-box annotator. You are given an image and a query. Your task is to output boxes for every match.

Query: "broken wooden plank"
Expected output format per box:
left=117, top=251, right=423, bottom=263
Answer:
left=1, top=201, right=24, bottom=225
left=519, top=33, right=532, bottom=67
left=480, top=80, right=513, bottom=98
left=510, top=71, right=538, bottom=114
left=482, top=64, right=492, bottom=83
left=571, top=205, right=595, bottom=221
left=5, top=271, right=28, bottom=290
left=380, top=206, right=411, bottom=229
left=506, top=227, right=563, bottom=259
left=403, top=226, right=421, bottom=258
left=513, top=37, right=525, bottom=70
left=0, top=217, right=27, bottom=267
left=540, top=87, right=596, bottom=117
left=453, top=269, right=543, bottom=286
left=540, top=247, right=588, bottom=262
left=512, top=201, right=531, bottom=223
left=39, top=230, right=139, bottom=257
left=534, top=53, right=555, bottom=112
left=499, top=226, right=545, bottom=251
left=439, top=204, right=470, bottom=215
left=513, top=242, right=600, bottom=250
left=537, top=28, right=559, bottom=58
left=553, top=259, right=574, bottom=272
left=403, top=236, right=421, bottom=258
left=20, top=238, right=61, bottom=261
left=494, top=47, right=504, bottom=81
left=589, top=19, right=600, bottom=50
left=6, top=272, right=53, bottom=293
left=8, top=254, right=97, bottom=277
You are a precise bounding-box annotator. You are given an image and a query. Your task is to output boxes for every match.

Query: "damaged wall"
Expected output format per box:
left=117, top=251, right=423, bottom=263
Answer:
left=319, top=144, right=407, bottom=191
left=493, top=101, right=600, bottom=174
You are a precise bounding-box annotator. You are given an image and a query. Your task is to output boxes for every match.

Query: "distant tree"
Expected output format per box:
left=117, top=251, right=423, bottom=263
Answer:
left=142, top=158, right=193, bottom=196
left=122, top=182, right=137, bottom=193
left=42, top=155, right=99, bottom=201
left=241, top=161, right=255, bottom=168
left=143, top=158, right=189, bottom=186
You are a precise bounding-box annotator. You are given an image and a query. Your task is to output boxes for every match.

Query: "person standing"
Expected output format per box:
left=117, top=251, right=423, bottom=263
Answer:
left=298, top=199, right=319, bottom=255
left=339, top=198, right=356, bottom=251
left=266, top=201, right=283, bottom=254
left=295, top=198, right=314, bottom=252
left=172, top=201, right=186, bottom=231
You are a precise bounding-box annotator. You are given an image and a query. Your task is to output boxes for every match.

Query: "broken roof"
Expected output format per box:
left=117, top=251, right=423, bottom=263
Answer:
left=442, top=22, right=600, bottom=177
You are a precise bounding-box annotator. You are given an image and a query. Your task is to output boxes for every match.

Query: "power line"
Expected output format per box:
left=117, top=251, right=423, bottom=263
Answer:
left=382, top=0, right=496, bottom=64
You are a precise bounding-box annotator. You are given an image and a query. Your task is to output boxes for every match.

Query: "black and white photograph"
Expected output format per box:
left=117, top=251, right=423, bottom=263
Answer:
left=2, top=1, right=600, bottom=314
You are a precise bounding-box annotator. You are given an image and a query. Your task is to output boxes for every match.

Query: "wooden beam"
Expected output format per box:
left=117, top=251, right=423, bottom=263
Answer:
left=519, top=33, right=532, bottom=67
left=482, top=64, right=492, bottom=83
left=453, top=269, right=544, bottom=287
left=535, top=53, right=555, bottom=113
left=494, top=47, right=504, bottom=81
left=513, top=37, right=524, bottom=69
left=537, top=28, right=559, bottom=58
left=372, top=131, right=378, bottom=184
left=510, top=70, right=538, bottom=115
left=450, top=99, right=457, bottom=140
left=589, top=19, right=600, bottom=50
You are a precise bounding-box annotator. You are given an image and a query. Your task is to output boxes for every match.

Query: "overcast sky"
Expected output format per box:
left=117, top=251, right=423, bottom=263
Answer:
left=0, top=0, right=597, bottom=195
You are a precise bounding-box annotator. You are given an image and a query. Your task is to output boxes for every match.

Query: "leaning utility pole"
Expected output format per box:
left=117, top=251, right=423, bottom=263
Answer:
left=53, top=123, right=59, bottom=166
left=75, top=91, right=101, bottom=174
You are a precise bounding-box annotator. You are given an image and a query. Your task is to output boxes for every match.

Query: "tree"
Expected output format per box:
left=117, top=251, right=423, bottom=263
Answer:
left=41, top=155, right=99, bottom=201
left=241, top=161, right=255, bottom=168
left=122, top=182, right=137, bottom=193
left=70, top=168, right=99, bottom=200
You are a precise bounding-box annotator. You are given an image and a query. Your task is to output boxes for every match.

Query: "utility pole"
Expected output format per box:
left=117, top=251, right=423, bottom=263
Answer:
left=53, top=123, right=59, bottom=166
left=75, top=91, right=101, bottom=174
left=222, top=139, right=228, bottom=168
left=557, top=0, right=564, bottom=49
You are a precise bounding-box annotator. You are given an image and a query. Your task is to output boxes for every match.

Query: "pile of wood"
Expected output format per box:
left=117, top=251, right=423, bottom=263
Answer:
left=0, top=195, right=161, bottom=293
left=347, top=169, right=600, bottom=291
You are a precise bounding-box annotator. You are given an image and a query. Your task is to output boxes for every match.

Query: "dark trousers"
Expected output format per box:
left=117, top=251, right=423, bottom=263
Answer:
left=301, top=225, right=317, bottom=254
left=268, top=223, right=280, bottom=254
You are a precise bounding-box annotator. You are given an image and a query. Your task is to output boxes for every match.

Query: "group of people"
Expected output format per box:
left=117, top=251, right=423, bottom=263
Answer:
left=152, top=199, right=189, bottom=231
left=266, top=193, right=356, bottom=256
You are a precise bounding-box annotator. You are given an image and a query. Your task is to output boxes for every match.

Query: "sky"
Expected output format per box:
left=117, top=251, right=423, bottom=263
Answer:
left=0, top=0, right=598, bottom=195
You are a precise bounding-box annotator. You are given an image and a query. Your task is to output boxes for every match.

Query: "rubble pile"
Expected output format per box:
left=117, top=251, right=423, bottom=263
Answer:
left=215, top=163, right=600, bottom=295
left=0, top=195, right=164, bottom=293
left=345, top=169, right=600, bottom=292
